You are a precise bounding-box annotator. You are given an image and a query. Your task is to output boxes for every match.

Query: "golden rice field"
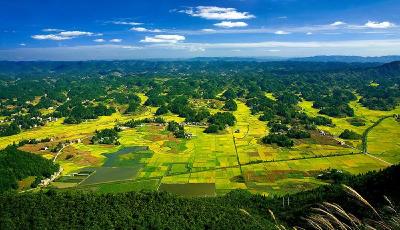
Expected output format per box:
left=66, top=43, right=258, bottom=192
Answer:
left=368, top=117, right=400, bottom=164
left=4, top=97, right=398, bottom=196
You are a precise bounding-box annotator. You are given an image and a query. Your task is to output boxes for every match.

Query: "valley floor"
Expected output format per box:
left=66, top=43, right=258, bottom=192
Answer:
left=3, top=97, right=399, bottom=196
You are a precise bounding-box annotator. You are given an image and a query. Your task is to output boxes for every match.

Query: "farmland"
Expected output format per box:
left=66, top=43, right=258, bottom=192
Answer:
left=3, top=97, right=396, bottom=196
left=0, top=60, right=399, bottom=198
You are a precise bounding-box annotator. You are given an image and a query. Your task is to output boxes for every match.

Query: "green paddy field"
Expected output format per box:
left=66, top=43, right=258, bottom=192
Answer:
left=3, top=96, right=399, bottom=196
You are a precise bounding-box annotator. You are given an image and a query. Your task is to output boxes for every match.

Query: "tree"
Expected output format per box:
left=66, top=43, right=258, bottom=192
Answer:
left=222, top=88, right=236, bottom=99
left=204, top=124, right=219, bottom=133
left=262, top=134, right=294, bottom=147
left=125, top=101, right=141, bottom=114
left=155, top=106, right=169, bottom=115
left=223, top=99, right=238, bottom=111
left=339, top=129, right=361, bottom=140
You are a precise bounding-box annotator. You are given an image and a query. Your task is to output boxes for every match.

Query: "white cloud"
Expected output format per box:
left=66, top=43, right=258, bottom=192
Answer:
left=231, top=49, right=241, bottom=52
left=59, top=31, right=94, bottom=37
left=19, top=43, right=26, bottom=46
left=364, top=21, right=395, bottom=29
left=275, top=30, right=290, bottom=35
left=93, top=39, right=105, bottom=42
left=214, top=21, right=248, bottom=28
left=140, top=35, right=185, bottom=43
left=32, top=30, right=97, bottom=41
left=330, top=21, right=346, bottom=26
left=201, top=29, right=216, bottom=32
left=31, top=34, right=72, bottom=41
left=267, top=49, right=280, bottom=52
left=130, top=27, right=162, bottom=32
left=306, top=32, right=313, bottom=35
left=42, top=28, right=65, bottom=32
left=112, top=21, right=142, bottom=26
left=181, top=6, right=255, bottom=20
left=177, top=39, right=400, bottom=49
left=110, top=39, right=122, bottom=43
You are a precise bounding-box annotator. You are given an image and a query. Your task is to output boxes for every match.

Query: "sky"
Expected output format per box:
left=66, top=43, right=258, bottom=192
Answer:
left=1, top=0, right=400, bottom=60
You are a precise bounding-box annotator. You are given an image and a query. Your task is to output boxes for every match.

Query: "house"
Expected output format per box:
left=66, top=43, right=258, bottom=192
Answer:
left=40, top=146, right=49, bottom=151
left=184, top=133, right=193, bottom=139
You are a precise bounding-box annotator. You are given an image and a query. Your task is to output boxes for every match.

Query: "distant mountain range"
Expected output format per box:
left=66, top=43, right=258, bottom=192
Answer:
left=289, top=55, right=400, bottom=63
left=190, top=55, right=400, bottom=63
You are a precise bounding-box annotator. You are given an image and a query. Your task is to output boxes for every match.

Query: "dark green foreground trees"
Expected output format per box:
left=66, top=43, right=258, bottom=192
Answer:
left=0, top=146, right=59, bottom=192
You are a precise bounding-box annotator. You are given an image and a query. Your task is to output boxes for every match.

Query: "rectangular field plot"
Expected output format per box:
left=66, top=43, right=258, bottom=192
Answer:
left=79, top=179, right=161, bottom=193
left=368, top=118, right=400, bottom=163
left=79, top=166, right=142, bottom=186
left=299, top=99, right=400, bottom=136
left=242, top=154, right=388, bottom=195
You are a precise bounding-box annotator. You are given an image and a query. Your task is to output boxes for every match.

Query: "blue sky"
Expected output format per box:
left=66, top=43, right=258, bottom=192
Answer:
left=1, top=0, right=400, bottom=60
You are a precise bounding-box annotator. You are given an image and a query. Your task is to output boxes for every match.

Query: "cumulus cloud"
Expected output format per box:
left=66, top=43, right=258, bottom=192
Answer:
left=364, top=21, right=395, bottom=29
left=330, top=21, right=346, bottom=26
left=112, top=21, right=142, bottom=26
left=201, top=29, right=216, bottom=32
left=130, top=27, right=162, bottom=32
left=214, top=21, right=248, bottom=28
left=93, top=38, right=105, bottom=42
left=31, top=34, right=72, bottom=41
left=32, top=30, right=97, bottom=41
left=19, top=43, right=26, bottom=46
left=180, top=6, right=255, bottom=20
left=306, top=32, right=313, bottom=35
left=274, top=30, right=290, bottom=35
left=140, top=35, right=185, bottom=43
left=110, top=39, right=122, bottom=43
left=58, top=31, right=94, bottom=37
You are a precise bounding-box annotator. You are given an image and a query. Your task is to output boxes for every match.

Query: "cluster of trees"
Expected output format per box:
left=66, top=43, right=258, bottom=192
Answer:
left=59, top=103, right=116, bottom=124
left=262, top=134, right=294, bottom=147
left=222, top=99, right=238, bottom=111
left=166, top=121, right=186, bottom=138
left=339, top=129, right=362, bottom=140
left=312, top=89, right=356, bottom=118
left=204, top=112, right=236, bottom=133
left=287, top=129, right=311, bottom=139
left=91, top=128, right=121, bottom=145
left=124, top=94, right=142, bottom=114
left=0, top=146, right=59, bottom=192
left=0, top=113, right=48, bottom=137
left=347, top=117, right=366, bottom=126
left=124, top=117, right=165, bottom=128
left=16, top=138, right=51, bottom=147
left=0, top=123, right=20, bottom=137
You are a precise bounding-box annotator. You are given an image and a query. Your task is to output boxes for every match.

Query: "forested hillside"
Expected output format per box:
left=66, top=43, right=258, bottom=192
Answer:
left=0, top=146, right=59, bottom=192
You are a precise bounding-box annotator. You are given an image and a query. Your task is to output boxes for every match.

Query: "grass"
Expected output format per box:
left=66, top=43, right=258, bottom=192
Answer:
left=17, top=176, right=36, bottom=191
left=368, top=118, right=400, bottom=163
left=241, top=154, right=388, bottom=196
